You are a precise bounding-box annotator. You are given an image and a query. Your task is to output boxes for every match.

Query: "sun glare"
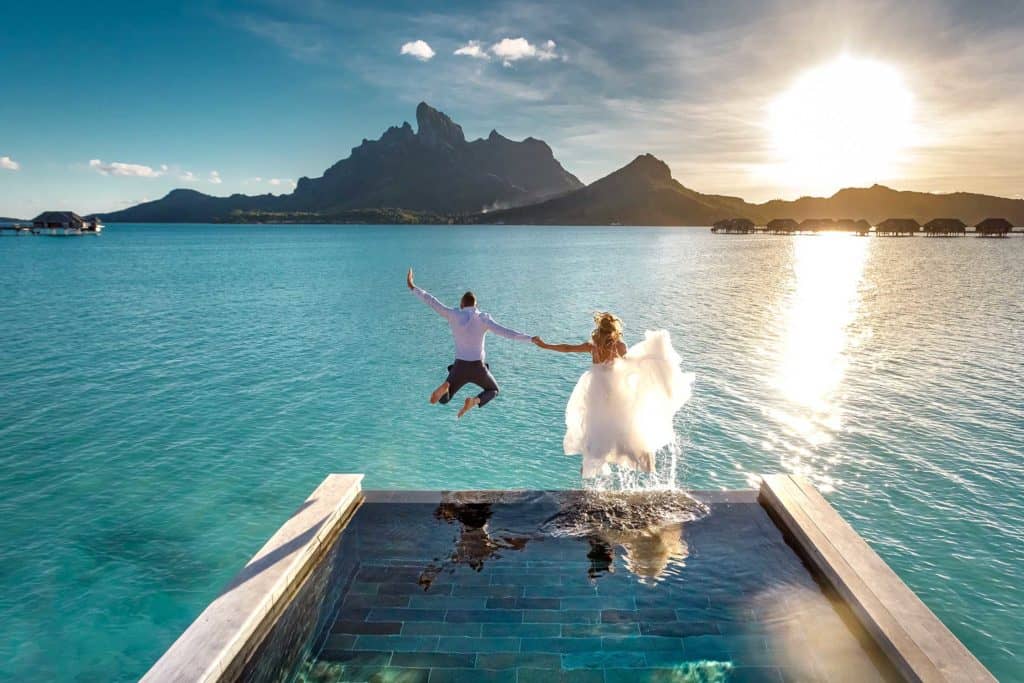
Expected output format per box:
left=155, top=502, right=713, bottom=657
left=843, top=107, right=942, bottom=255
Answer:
left=767, top=55, right=915, bottom=195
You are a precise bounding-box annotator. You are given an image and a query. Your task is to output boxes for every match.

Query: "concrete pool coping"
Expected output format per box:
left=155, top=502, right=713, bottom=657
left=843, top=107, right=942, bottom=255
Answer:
left=141, top=474, right=994, bottom=682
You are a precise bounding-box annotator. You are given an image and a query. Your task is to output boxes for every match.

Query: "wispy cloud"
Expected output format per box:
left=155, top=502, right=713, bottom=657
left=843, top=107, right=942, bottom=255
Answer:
left=454, top=40, right=489, bottom=60
left=89, top=159, right=167, bottom=178
left=400, top=40, right=435, bottom=61
left=1, top=155, right=21, bottom=171
left=179, top=170, right=199, bottom=182
left=490, top=37, right=558, bottom=67
left=208, top=170, right=222, bottom=184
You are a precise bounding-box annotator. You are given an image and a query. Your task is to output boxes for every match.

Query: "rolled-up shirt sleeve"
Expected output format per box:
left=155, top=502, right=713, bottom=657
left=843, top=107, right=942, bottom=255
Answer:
left=413, top=287, right=455, bottom=320
left=481, top=313, right=532, bottom=343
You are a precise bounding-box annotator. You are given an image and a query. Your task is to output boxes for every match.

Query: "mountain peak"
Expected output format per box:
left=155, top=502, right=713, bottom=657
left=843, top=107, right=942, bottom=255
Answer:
left=416, top=102, right=466, bottom=147
left=621, top=153, right=672, bottom=181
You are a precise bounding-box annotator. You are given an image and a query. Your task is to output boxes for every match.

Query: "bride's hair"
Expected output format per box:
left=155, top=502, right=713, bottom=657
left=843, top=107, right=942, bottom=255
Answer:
left=591, top=312, right=623, bottom=362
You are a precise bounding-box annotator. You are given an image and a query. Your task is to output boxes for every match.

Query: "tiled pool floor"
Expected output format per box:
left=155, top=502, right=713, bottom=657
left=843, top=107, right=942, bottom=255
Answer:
left=297, top=491, right=899, bottom=682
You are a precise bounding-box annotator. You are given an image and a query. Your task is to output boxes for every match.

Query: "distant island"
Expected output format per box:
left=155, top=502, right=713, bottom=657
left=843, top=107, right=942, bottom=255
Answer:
left=98, top=103, right=1024, bottom=227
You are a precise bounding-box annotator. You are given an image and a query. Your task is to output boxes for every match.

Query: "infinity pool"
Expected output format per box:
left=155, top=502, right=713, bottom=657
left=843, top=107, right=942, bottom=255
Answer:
left=254, top=491, right=899, bottom=682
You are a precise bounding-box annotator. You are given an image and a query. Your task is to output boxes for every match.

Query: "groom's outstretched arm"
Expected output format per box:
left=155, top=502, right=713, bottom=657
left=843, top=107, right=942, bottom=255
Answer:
left=407, top=268, right=455, bottom=320
left=481, top=313, right=533, bottom=343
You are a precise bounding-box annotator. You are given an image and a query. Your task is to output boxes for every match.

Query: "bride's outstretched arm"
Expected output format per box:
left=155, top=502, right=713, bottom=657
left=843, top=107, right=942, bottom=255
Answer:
left=532, top=337, right=592, bottom=353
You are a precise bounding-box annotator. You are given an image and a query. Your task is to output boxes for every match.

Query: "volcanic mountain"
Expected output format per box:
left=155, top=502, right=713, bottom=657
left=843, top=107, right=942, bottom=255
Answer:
left=101, top=103, right=582, bottom=222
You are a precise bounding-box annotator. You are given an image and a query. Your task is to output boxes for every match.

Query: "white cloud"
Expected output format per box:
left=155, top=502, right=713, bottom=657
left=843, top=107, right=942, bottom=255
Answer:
left=454, top=40, right=489, bottom=60
left=490, top=37, right=557, bottom=67
left=180, top=170, right=199, bottom=182
left=89, top=159, right=167, bottom=178
left=208, top=170, right=222, bottom=184
left=0, top=155, right=19, bottom=171
left=400, top=40, right=435, bottom=61
left=267, top=177, right=293, bottom=186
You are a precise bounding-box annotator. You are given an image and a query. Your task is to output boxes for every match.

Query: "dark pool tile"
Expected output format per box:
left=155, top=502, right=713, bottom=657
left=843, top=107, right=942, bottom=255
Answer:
left=409, top=596, right=488, bottom=610
left=390, top=652, right=476, bottom=669
left=641, top=621, right=720, bottom=637
left=332, top=620, right=403, bottom=635
left=368, top=608, right=447, bottom=622
left=451, top=584, right=524, bottom=598
left=485, top=597, right=559, bottom=610
left=682, top=635, right=735, bottom=660
left=520, top=637, right=602, bottom=653
left=517, top=668, right=604, bottom=683
left=560, top=596, right=636, bottom=611
left=323, top=634, right=357, bottom=652
left=436, top=636, right=520, bottom=653
left=482, top=623, right=560, bottom=637
left=523, top=585, right=597, bottom=598
left=353, top=635, right=440, bottom=652
left=335, top=608, right=371, bottom=621
left=602, top=636, right=682, bottom=652
left=318, top=650, right=392, bottom=666
left=563, top=650, right=647, bottom=669
left=380, top=582, right=451, bottom=596
left=600, top=609, right=639, bottom=624
left=348, top=582, right=381, bottom=595
left=427, top=668, right=516, bottom=683
left=445, top=609, right=523, bottom=623
left=402, top=622, right=482, bottom=637
left=561, top=623, right=639, bottom=637
left=488, top=571, right=562, bottom=586
left=637, top=608, right=679, bottom=622
left=523, top=609, right=599, bottom=624
left=345, top=594, right=412, bottom=608
left=476, top=652, right=560, bottom=669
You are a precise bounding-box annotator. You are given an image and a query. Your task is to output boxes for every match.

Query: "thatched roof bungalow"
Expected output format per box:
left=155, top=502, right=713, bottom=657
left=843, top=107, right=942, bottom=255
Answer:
left=799, top=218, right=835, bottom=233
left=922, top=218, right=966, bottom=237
left=975, top=217, right=1012, bottom=237
left=834, top=219, right=871, bottom=234
left=876, top=218, right=920, bottom=236
left=767, top=218, right=798, bottom=234
left=711, top=217, right=756, bottom=234
left=33, top=211, right=85, bottom=230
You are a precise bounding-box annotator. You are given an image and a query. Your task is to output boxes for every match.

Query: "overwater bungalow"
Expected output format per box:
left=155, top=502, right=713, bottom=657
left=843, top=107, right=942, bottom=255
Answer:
left=31, top=211, right=103, bottom=235
left=766, top=218, right=798, bottom=234
left=975, top=217, right=1013, bottom=237
left=798, top=218, right=834, bottom=233
left=834, top=219, right=872, bottom=235
left=875, top=218, right=920, bottom=236
left=922, top=218, right=966, bottom=237
left=711, top=217, right=756, bottom=234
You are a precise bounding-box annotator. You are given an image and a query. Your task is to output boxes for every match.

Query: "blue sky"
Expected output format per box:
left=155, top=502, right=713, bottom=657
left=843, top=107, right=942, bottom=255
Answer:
left=1, top=0, right=1022, bottom=218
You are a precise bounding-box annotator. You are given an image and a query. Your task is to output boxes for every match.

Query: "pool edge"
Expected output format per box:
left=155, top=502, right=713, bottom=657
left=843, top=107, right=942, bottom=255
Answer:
left=758, top=474, right=995, bottom=683
left=141, top=473, right=364, bottom=683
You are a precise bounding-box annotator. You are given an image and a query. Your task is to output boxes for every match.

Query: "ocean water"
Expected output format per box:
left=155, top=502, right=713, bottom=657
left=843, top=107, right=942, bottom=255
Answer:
left=0, top=224, right=1021, bottom=681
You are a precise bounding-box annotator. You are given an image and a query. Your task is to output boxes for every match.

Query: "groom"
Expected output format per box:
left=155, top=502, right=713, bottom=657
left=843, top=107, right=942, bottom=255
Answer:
left=407, top=268, right=536, bottom=418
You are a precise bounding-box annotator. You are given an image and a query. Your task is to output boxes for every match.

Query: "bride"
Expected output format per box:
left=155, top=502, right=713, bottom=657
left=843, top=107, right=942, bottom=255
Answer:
left=533, top=313, right=694, bottom=479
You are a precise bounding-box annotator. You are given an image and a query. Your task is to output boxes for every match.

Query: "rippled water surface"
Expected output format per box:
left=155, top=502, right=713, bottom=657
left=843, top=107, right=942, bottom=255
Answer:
left=0, top=225, right=1021, bottom=680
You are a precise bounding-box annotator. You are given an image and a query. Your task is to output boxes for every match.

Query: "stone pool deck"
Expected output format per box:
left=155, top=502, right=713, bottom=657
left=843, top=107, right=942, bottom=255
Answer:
left=142, top=474, right=995, bottom=683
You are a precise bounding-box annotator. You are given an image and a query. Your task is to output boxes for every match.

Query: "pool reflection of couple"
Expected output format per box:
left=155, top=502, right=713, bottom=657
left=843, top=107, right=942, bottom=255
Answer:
left=407, top=269, right=694, bottom=479
left=418, top=496, right=689, bottom=587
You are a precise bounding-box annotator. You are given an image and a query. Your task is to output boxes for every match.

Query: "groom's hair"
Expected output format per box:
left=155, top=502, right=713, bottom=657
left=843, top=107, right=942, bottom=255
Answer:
left=460, top=291, right=477, bottom=308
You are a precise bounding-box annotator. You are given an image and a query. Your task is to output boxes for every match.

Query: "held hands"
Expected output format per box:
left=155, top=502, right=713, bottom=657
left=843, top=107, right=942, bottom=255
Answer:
left=406, top=267, right=415, bottom=290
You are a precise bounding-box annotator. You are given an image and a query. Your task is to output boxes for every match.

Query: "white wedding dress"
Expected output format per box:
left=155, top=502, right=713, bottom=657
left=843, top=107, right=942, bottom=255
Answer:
left=564, top=330, right=694, bottom=478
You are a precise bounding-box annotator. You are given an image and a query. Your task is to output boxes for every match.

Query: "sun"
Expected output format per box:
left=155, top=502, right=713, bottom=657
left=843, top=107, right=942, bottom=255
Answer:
left=766, top=55, right=916, bottom=195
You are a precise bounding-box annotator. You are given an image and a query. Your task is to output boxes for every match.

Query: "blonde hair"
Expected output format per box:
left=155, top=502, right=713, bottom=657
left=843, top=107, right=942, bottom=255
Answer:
left=591, top=312, right=623, bottom=362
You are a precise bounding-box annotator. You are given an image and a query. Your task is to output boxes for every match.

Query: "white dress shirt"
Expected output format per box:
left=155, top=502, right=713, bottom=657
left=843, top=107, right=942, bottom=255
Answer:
left=413, top=287, right=532, bottom=361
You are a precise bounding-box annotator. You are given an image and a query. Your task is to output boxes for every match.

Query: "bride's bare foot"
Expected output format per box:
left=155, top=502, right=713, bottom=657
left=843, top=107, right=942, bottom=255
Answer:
left=430, top=382, right=450, bottom=404
left=457, top=396, right=480, bottom=419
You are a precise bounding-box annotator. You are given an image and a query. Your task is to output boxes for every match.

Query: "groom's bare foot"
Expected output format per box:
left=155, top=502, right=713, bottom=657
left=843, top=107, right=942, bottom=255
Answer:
left=430, top=382, right=450, bottom=404
left=457, top=397, right=480, bottom=419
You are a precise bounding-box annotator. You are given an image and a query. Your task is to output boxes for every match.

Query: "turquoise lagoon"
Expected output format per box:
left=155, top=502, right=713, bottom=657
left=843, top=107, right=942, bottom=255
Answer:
left=0, top=225, right=1021, bottom=681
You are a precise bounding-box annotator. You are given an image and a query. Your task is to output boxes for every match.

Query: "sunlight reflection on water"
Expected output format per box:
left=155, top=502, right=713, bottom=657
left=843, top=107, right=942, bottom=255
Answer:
left=758, top=235, right=870, bottom=492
